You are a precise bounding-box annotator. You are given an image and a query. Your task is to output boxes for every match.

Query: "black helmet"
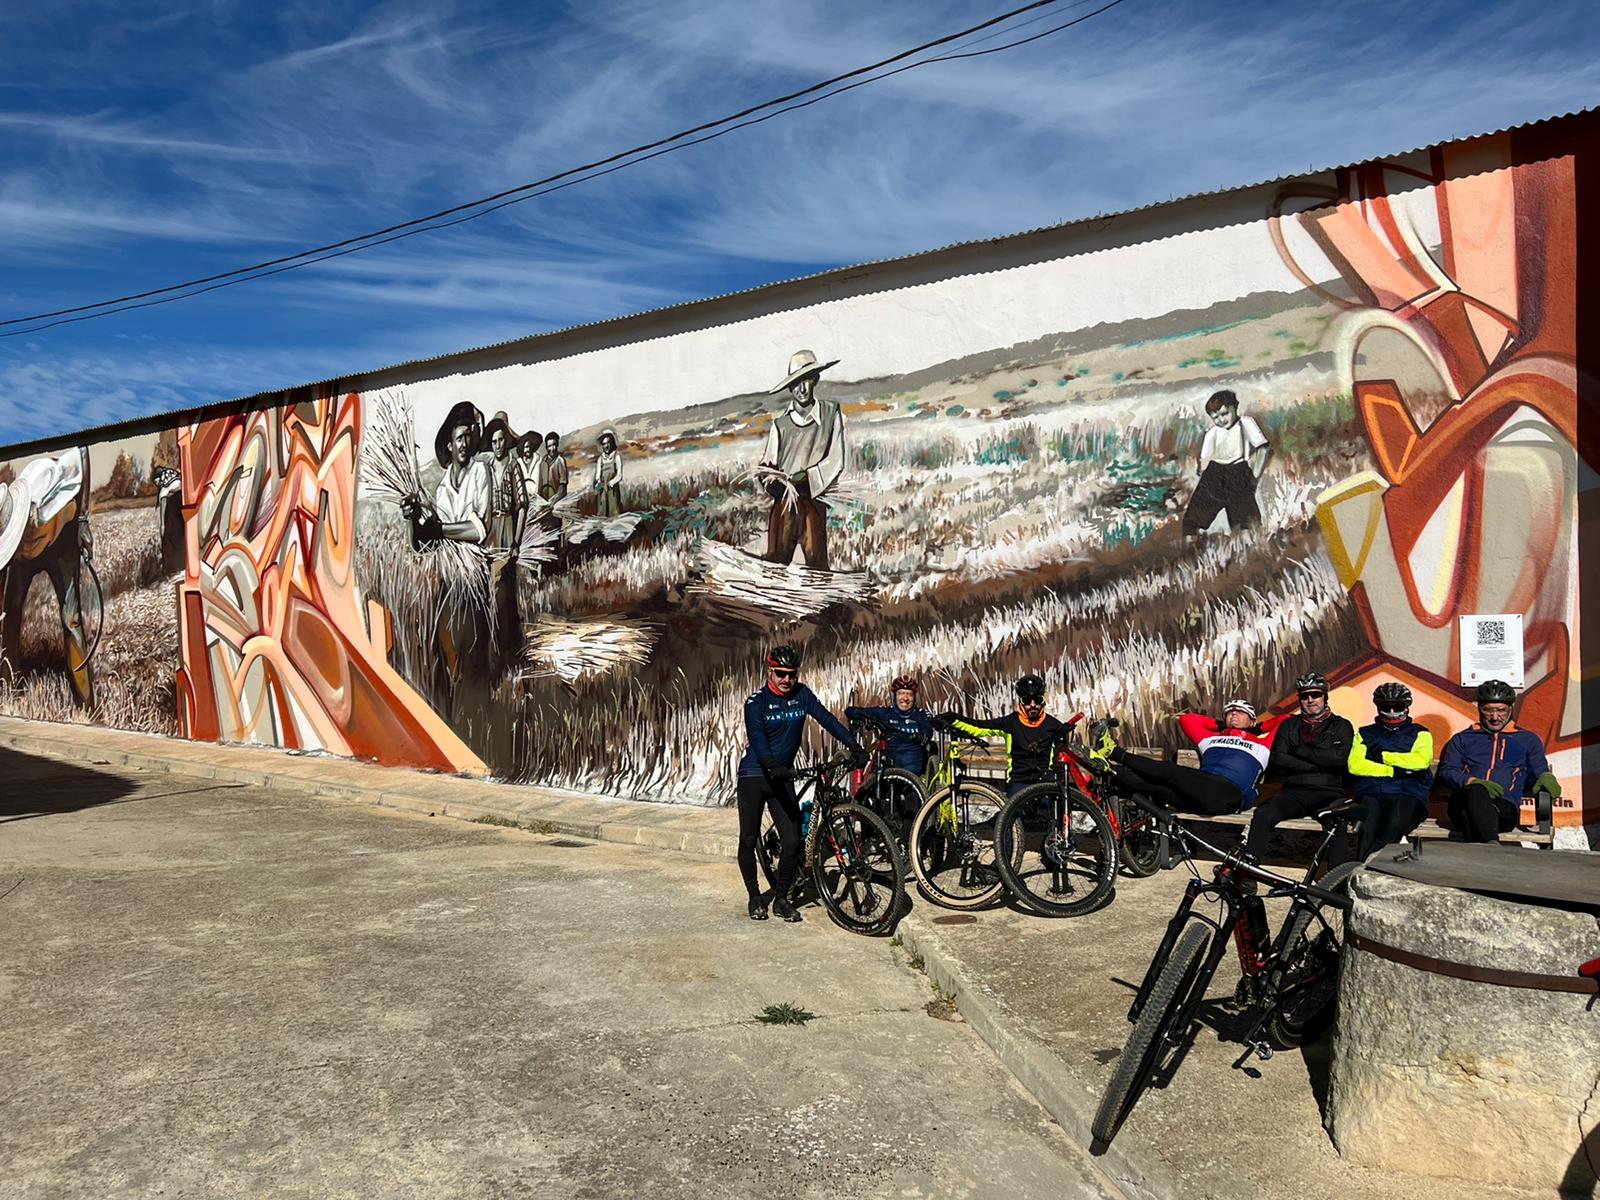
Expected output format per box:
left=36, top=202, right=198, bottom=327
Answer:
left=1475, top=679, right=1515, bottom=706
left=1373, top=682, right=1411, bottom=710
left=1015, top=674, right=1047, bottom=703
left=1295, top=671, right=1329, bottom=694
left=766, top=645, right=802, bottom=670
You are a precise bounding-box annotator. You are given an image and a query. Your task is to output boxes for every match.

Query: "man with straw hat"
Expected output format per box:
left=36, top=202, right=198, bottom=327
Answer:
left=482, top=411, right=527, bottom=659
left=399, top=401, right=494, bottom=713
left=760, top=349, right=846, bottom=571
left=1, top=446, right=96, bottom=707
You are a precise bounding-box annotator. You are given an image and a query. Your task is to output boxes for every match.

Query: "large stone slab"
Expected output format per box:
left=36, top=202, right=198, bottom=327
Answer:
left=1327, top=868, right=1600, bottom=1193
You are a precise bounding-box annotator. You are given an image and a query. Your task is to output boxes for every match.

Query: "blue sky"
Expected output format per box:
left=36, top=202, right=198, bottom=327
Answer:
left=1, top=0, right=1596, bottom=445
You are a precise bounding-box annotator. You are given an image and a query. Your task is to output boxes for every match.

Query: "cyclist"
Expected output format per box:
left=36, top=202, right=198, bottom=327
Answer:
left=737, top=644, right=864, bottom=923
left=1347, top=682, right=1433, bottom=856
left=845, top=674, right=935, bottom=776
left=1090, top=700, right=1284, bottom=816
left=1436, top=679, right=1560, bottom=843
left=1244, top=672, right=1355, bottom=865
left=936, top=674, right=1065, bottom=798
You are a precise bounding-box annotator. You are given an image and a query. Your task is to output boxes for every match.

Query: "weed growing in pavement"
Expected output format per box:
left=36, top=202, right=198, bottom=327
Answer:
left=908, top=952, right=926, bottom=972
left=755, top=1002, right=817, bottom=1027
left=471, top=814, right=521, bottom=828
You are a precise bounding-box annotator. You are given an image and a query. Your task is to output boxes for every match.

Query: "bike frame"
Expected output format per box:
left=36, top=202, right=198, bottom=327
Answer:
left=1126, top=811, right=1351, bottom=1027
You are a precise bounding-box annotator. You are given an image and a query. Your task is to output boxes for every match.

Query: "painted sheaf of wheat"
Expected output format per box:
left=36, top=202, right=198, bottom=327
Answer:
left=687, top=538, right=873, bottom=621
left=519, top=616, right=658, bottom=685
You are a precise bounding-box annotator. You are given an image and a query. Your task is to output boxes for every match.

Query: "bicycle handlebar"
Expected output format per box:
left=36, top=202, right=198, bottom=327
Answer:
left=1124, top=789, right=1353, bottom=910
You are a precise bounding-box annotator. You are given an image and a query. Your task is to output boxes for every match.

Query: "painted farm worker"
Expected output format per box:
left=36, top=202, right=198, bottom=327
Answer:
left=1245, top=671, right=1356, bottom=865
left=482, top=411, right=527, bottom=660
left=936, top=674, right=1066, bottom=800
left=737, top=643, right=864, bottom=922
left=536, top=431, right=569, bottom=503
left=1347, top=682, right=1434, bottom=856
left=153, top=465, right=185, bottom=576
left=0, top=447, right=95, bottom=707
left=1437, top=679, right=1559, bottom=844
left=846, top=674, right=935, bottom=776
left=399, top=401, right=493, bottom=719
left=1182, top=389, right=1270, bottom=536
left=593, top=428, right=624, bottom=518
left=517, top=430, right=541, bottom=480
left=761, top=349, right=846, bottom=570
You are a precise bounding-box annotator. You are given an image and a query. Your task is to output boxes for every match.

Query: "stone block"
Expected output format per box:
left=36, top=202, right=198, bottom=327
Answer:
left=1327, top=869, right=1600, bottom=1193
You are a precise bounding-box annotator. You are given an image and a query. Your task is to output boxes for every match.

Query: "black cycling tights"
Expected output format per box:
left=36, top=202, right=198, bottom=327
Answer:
left=1447, top=782, right=1518, bottom=843
left=1107, top=750, right=1244, bottom=816
left=737, top=775, right=802, bottom=902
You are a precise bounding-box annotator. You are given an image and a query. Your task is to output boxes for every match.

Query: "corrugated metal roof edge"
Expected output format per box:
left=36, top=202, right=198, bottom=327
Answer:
left=3, top=103, right=1595, bottom=458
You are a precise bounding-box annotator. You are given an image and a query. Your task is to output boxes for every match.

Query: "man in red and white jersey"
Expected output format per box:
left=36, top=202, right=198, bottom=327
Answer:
left=1090, top=700, right=1284, bottom=816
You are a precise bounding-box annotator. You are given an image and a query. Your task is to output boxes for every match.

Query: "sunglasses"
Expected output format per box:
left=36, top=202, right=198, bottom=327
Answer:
left=1376, top=706, right=1408, bottom=717
left=1298, top=690, right=1327, bottom=700
left=769, top=667, right=798, bottom=679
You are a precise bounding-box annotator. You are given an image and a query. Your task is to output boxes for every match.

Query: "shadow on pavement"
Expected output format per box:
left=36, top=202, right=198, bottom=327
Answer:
left=0, top=746, right=141, bottom=824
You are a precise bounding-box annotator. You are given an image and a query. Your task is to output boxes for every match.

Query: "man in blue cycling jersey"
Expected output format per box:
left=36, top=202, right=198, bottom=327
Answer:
left=846, top=674, right=934, bottom=775
left=1437, top=679, right=1560, bottom=843
left=737, top=644, right=864, bottom=923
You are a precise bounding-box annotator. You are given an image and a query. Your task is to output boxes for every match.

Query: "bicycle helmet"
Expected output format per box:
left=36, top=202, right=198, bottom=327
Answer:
left=1373, top=681, right=1411, bottom=726
left=1295, top=671, right=1329, bottom=694
left=890, top=674, right=919, bottom=695
left=1475, top=679, right=1515, bottom=706
left=1015, top=674, right=1047, bottom=703
left=766, top=644, right=802, bottom=670
left=1222, top=699, right=1257, bottom=720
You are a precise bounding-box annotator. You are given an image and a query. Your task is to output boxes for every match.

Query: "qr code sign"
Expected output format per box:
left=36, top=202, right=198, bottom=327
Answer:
left=1476, top=620, right=1507, bottom=646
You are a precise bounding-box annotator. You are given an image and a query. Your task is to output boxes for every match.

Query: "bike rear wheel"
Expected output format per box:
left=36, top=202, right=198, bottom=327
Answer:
left=812, top=803, right=905, bottom=936
left=1263, top=861, right=1359, bottom=1049
left=995, top=784, right=1119, bottom=917
left=1092, top=921, right=1212, bottom=1146
left=1115, top=794, right=1164, bottom=878
left=855, top=768, right=926, bottom=867
left=907, top=781, right=1010, bottom=910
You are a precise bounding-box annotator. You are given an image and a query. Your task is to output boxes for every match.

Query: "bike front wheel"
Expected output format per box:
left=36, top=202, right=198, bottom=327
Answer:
left=1262, top=860, right=1359, bottom=1049
left=1091, top=921, right=1212, bottom=1146
left=855, top=768, right=926, bottom=866
left=907, top=780, right=1010, bottom=910
left=995, top=784, right=1119, bottom=917
left=812, top=803, right=905, bottom=936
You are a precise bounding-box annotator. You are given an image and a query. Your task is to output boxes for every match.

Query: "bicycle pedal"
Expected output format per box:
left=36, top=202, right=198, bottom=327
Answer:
left=1250, top=1041, right=1273, bottom=1062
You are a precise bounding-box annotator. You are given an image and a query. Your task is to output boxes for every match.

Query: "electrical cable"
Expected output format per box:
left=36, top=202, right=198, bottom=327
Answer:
left=0, top=0, right=1127, bottom=338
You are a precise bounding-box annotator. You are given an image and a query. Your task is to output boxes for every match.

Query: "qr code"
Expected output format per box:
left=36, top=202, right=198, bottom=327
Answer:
left=1476, top=620, right=1506, bottom=646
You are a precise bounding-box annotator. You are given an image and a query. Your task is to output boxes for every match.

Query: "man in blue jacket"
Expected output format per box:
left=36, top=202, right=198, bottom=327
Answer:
left=1437, top=679, right=1560, bottom=843
left=846, top=674, right=934, bottom=776
left=1347, top=682, right=1433, bottom=857
left=737, top=644, right=864, bottom=922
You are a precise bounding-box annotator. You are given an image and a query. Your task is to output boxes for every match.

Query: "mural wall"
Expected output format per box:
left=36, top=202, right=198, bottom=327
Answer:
left=0, top=112, right=1593, bottom=837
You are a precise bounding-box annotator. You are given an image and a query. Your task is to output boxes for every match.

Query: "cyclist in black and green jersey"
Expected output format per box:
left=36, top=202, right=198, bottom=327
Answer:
left=936, top=674, right=1066, bottom=798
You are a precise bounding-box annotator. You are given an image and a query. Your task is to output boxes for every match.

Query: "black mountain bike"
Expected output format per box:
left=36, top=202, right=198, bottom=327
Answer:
left=755, top=756, right=907, bottom=936
left=992, top=728, right=1120, bottom=917
left=1090, top=793, right=1360, bottom=1147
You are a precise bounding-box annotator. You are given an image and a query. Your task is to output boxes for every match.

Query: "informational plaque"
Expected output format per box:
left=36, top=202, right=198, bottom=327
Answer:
left=1459, top=613, right=1524, bottom=687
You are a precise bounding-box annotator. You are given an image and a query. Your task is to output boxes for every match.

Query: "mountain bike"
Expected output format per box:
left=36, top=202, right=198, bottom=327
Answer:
left=992, top=725, right=1120, bottom=917
left=1090, top=792, right=1359, bottom=1147
left=904, top=726, right=1014, bottom=910
left=1056, top=716, right=1163, bottom=878
left=754, top=756, right=907, bottom=936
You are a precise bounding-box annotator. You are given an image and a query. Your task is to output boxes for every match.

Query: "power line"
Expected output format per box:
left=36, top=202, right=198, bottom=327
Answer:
left=1, top=0, right=1128, bottom=338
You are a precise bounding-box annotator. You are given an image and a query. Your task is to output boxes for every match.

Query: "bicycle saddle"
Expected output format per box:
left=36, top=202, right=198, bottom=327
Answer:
left=1313, top=799, right=1364, bottom=824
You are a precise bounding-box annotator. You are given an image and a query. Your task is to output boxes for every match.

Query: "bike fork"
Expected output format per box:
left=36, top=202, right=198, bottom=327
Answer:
left=1128, top=880, right=1204, bottom=1022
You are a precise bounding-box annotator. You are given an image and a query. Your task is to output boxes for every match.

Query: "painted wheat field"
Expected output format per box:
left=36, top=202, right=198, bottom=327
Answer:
left=357, top=292, right=1376, bottom=806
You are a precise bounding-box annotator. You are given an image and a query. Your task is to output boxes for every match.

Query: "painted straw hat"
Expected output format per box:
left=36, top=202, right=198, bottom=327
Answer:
left=0, top=475, right=32, bottom=572
left=767, top=349, right=839, bottom=395
left=483, top=410, right=520, bottom=448
left=434, top=401, right=485, bottom=468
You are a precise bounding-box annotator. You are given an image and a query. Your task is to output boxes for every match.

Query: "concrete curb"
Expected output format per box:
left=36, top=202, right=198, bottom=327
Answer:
left=3, top=716, right=1178, bottom=1197
left=894, top=912, right=1179, bottom=1200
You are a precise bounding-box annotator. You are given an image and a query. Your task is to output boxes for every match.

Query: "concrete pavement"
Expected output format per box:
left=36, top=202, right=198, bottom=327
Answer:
left=0, top=741, right=1120, bottom=1200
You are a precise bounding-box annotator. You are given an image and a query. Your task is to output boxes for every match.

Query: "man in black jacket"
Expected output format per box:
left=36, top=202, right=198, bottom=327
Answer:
left=1242, top=672, right=1354, bottom=865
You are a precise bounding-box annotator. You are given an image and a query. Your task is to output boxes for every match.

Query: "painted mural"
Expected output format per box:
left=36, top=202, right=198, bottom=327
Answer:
left=0, top=114, right=1592, bottom=837
left=0, top=428, right=181, bottom=732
